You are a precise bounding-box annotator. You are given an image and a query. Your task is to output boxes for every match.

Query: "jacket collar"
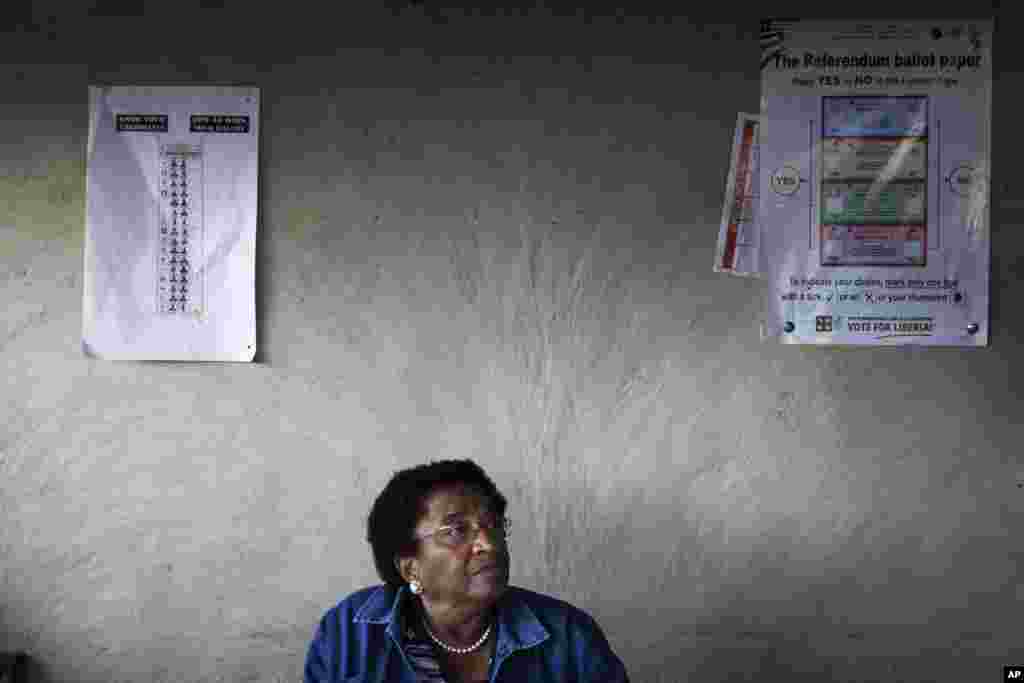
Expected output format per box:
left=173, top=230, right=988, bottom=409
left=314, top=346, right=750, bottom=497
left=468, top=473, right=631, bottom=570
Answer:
left=352, top=584, right=550, bottom=657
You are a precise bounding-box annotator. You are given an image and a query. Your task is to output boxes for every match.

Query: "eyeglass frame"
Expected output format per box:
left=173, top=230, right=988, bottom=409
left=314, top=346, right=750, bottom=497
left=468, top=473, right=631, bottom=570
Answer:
left=412, top=515, right=512, bottom=548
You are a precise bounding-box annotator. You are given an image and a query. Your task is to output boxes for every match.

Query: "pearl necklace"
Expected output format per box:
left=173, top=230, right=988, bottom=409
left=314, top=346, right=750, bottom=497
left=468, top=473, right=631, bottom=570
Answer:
left=421, top=615, right=493, bottom=655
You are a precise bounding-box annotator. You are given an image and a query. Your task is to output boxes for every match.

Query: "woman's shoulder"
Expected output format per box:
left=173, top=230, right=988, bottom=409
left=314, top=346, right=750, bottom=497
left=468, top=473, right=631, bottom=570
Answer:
left=502, top=587, right=627, bottom=676
left=318, top=584, right=396, bottom=622
left=340, top=584, right=393, bottom=605
left=503, top=585, right=572, bottom=610
left=502, top=586, right=602, bottom=626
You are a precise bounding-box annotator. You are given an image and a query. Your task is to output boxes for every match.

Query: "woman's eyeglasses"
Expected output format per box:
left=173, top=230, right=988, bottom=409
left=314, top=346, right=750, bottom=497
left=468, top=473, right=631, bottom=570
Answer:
left=413, top=516, right=511, bottom=548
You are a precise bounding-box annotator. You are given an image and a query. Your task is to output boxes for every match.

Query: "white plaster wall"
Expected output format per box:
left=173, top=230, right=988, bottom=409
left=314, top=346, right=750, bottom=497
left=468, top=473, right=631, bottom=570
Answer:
left=1, top=3, right=1022, bottom=682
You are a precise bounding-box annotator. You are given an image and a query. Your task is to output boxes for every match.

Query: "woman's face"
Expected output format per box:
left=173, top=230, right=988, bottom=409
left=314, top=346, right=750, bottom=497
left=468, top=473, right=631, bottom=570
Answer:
left=401, top=482, right=510, bottom=608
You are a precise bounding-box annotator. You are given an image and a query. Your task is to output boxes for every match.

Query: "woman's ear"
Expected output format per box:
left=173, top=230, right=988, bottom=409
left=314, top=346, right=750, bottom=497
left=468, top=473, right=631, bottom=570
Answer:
left=395, top=556, right=415, bottom=583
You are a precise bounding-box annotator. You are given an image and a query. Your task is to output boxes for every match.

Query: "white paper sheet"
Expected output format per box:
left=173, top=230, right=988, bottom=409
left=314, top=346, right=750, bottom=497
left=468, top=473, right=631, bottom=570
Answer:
left=83, top=85, right=259, bottom=361
left=758, top=19, right=992, bottom=346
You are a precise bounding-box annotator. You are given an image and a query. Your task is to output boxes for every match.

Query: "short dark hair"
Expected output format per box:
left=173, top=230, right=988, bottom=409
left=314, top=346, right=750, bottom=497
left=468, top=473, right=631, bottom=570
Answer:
left=367, top=459, right=508, bottom=589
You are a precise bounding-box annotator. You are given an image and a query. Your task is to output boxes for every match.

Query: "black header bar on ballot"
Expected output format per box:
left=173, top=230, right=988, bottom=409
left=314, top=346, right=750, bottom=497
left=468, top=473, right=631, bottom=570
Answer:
left=116, top=114, right=168, bottom=132
left=190, top=115, right=250, bottom=133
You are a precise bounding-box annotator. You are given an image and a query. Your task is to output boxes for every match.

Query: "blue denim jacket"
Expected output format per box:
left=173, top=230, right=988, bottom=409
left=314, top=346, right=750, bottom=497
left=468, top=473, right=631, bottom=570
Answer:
left=304, top=584, right=630, bottom=682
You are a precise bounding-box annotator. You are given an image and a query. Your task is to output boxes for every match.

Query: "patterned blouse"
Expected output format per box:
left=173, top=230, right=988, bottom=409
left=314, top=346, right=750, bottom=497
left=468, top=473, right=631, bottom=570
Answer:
left=401, top=610, right=492, bottom=683
left=403, top=631, right=448, bottom=682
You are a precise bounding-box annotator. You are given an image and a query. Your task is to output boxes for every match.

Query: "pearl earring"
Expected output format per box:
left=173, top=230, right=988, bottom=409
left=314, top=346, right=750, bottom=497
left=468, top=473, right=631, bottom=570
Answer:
left=410, top=580, right=422, bottom=594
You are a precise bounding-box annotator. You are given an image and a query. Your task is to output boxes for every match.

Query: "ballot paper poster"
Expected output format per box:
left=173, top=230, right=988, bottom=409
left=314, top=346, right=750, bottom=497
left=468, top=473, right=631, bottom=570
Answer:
left=758, top=20, right=992, bottom=346
left=83, top=86, right=259, bottom=360
left=715, top=113, right=760, bottom=277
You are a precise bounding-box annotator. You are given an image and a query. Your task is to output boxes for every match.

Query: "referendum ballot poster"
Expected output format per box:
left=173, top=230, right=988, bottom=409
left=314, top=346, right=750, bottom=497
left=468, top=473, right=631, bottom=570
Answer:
left=759, top=20, right=992, bottom=346
left=83, top=86, right=259, bottom=360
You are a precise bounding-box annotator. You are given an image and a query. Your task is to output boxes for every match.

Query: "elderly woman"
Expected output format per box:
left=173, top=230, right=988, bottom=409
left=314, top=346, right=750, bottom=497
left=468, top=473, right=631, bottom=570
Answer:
left=304, top=459, right=630, bottom=682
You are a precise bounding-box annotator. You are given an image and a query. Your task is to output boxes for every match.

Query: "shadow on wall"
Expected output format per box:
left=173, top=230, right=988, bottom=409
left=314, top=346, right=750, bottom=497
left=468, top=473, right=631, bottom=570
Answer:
left=618, top=557, right=1006, bottom=683
left=518, top=473, right=1003, bottom=683
left=611, top=578, right=1001, bottom=683
left=0, top=652, right=40, bottom=683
